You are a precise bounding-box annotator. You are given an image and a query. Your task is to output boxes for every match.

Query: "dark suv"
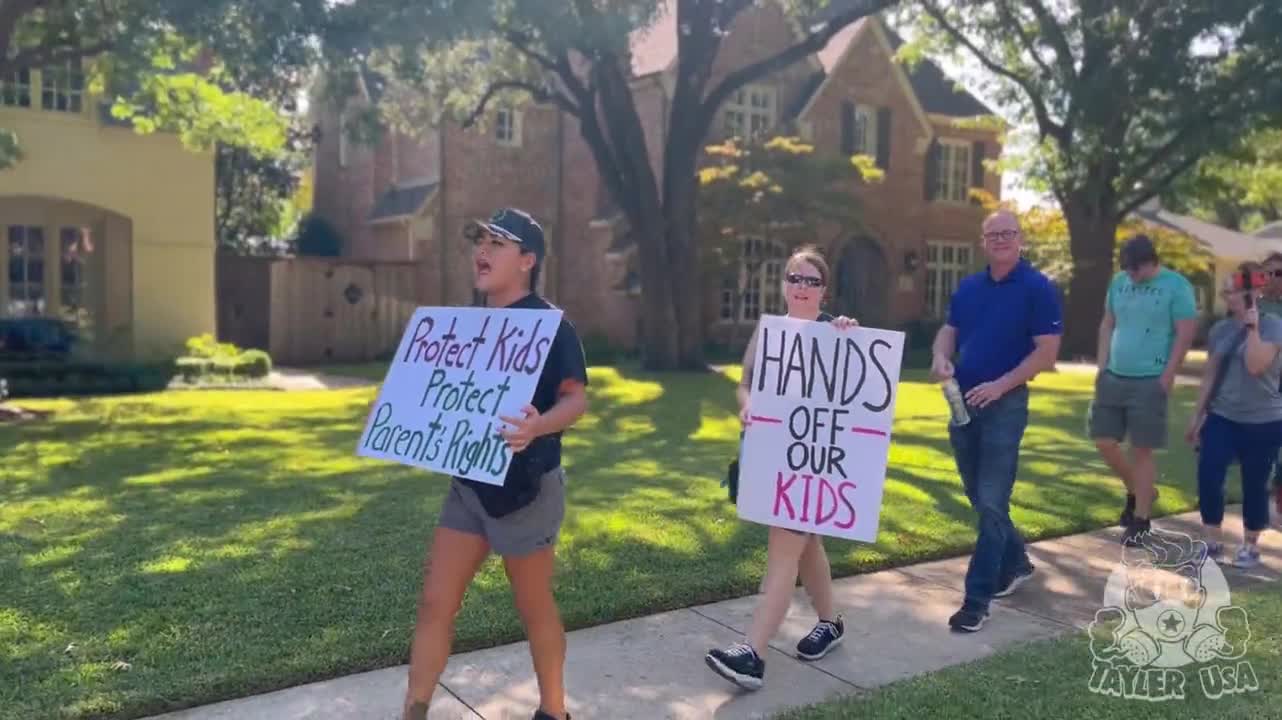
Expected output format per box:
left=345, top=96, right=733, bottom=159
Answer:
left=0, top=317, right=78, bottom=361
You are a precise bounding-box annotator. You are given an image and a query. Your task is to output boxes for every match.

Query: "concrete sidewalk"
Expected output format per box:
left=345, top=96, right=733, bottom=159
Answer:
left=145, top=508, right=1279, bottom=720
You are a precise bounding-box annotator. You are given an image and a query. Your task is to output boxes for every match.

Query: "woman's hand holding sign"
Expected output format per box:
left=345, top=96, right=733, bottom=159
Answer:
left=832, top=315, right=859, bottom=331
left=500, top=404, right=543, bottom=453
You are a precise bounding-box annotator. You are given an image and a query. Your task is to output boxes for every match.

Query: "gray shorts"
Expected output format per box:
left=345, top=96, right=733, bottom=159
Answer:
left=1088, top=371, right=1170, bottom=449
left=437, top=467, right=567, bottom=557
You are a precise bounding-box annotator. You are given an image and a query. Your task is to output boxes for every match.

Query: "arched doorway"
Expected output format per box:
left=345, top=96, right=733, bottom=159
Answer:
left=834, top=236, right=889, bottom=328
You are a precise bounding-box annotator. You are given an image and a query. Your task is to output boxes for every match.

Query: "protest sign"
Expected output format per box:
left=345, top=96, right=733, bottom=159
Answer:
left=736, top=315, right=904, bottom=542
left=356, top=306, right=563, bottom=485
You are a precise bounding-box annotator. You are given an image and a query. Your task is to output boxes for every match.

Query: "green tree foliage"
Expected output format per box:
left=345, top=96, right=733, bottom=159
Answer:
left=698, top=134, right=883, bottom=341
left=897, top=0, right=1282, bottom=354
left=0, top=1, right=327, bottom=170
left=323, top=0, right=899, bottom=370
left=1163, top=127, right=1282, bottom=232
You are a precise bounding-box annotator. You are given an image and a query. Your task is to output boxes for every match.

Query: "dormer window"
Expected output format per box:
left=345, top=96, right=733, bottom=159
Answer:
left=723, top=85, right=776, bottom=140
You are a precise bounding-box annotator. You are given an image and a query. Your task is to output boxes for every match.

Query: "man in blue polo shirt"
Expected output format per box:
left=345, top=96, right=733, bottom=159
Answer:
left=931, top=210, right=1064, bottom=633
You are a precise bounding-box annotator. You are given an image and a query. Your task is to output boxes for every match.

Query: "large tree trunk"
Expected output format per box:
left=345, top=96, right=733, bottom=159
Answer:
left=632, top=212, right=682, bottom=371
left=664, top=167, right=706, bottom=370
left=1062, top=192, right=1119, bottom=359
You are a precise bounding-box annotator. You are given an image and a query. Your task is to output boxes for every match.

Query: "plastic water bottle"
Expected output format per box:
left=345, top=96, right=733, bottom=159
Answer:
left=942, top=379, right=971, bottom=426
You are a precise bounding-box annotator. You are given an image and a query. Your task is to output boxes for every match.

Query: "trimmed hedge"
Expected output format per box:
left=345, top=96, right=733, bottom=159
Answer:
left=174, top=348, right=272, bottom=384
left=0, top=361, right=177, bottom=398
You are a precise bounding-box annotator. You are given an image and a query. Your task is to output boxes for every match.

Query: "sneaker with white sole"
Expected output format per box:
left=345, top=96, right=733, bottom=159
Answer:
left=705, top=643, right=764, bottom=690
left=994, top=563, right=1036, bottom=599
left=796, top=616, right=845, bottom=660
left=1234, top=545, right=1262, bottom=569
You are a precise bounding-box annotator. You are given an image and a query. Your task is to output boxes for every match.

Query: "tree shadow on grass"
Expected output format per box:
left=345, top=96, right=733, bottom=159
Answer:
left=0, top=367, right=1214, bottom=720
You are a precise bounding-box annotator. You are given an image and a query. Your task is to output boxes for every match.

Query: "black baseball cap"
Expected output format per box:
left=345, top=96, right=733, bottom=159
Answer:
left=1119, top=234, right=1159, bottom=270
left=465, top=208, right=545, bottom=261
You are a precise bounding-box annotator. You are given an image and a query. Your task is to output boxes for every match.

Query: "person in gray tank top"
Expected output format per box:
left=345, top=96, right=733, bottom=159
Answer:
left=1186, top=261, right=1282, bottom=568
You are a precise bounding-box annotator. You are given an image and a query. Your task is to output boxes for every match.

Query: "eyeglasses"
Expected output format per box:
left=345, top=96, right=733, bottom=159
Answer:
left=983, top=229, right=1020, bottom=242
left=786, top=273, right=824, bottom=288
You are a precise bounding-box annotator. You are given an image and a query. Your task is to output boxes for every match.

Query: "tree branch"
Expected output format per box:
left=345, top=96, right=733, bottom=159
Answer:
left=1117, top=151, right=1205, bottom=220
left=1118, top=62, right=1275, bottom=194
left=994, top=2, right=1056, bottom=82
left=1019, top=0, right=1077, bottom=84
left=462, top=79, right=578, bottom=128
left=918, top=0, right=1068, bottom=148
left=499, top=26, right=561, bottom=76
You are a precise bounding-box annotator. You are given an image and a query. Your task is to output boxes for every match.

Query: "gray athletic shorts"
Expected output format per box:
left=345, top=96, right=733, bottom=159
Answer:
left=437, top=467, right=567, bottom=557
left=1088, top=371, right=1170, bottom=449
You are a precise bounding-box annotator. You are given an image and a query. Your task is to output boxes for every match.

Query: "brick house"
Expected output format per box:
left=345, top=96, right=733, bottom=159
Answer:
left=310, top=6, right=1004, bottom=353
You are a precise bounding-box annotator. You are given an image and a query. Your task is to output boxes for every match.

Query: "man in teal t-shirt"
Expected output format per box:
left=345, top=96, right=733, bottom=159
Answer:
left=1089, top=235, right=1199, bottom=545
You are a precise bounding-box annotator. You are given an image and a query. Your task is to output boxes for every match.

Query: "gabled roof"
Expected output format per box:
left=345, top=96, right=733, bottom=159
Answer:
left=368, top=178, right=438, bottom=225
left=1253, top=221, right=1282, bottom=241
left=1133, top=203, right=1282, bottom=261
left=626, top=1, right=995, bottom=119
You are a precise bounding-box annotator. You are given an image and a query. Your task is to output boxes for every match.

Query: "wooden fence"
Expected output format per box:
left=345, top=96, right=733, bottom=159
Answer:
left=217, top=255, right=425, bottom=366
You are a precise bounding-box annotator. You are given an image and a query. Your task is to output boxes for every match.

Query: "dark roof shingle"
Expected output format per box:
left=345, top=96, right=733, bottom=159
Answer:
left=368, top=180, right=438, bottom=224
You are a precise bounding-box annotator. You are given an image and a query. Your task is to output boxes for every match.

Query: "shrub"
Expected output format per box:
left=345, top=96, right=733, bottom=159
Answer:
left=294, top=214, right=343, bottom=257
left=185, top=333, right=240, bottom=360
left=234, top=350, right=272, bottom=378
left=175, top=357, right=212, bottom=383
left=0, top=360, right=176, bottom=398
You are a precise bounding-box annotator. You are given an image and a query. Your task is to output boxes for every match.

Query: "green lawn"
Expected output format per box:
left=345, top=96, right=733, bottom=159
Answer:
left=779, top=582, right=1282, bottom=720
left=1, top=365, right=1218, bottom=719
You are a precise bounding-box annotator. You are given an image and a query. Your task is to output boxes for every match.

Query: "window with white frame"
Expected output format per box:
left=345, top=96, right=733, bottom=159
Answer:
left=723, top=85, right=776, bottom=140
left=0, top=68, right=31, bottom=108
left=936, top=140, right=972, bottom=203
left=924, top=241, right=973, bottom=319
left=720, top=237, right=785, bottom=323
left=41, top=59, right=84, bottom=113
left=8, top=225, right=46, bottom=316
left=495, top=107, right=522, bottom=146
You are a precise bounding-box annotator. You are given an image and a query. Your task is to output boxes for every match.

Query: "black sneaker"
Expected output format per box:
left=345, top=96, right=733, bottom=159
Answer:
left=994, top=563, right=1036, bottom=598
left=948, top=606, right=989, bottom=633
left=705, top=643, right=764, bottom=690
left=796, top=616, right=845, bottom=660
left=532, top=712, right=570, bottom=720
left=1120, top=490, right=1141, bottom=527
left=1122, top=517, right=1152, bottom=547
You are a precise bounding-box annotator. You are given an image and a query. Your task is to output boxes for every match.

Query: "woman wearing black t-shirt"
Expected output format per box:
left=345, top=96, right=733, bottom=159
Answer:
left=402, top=208, right=588, bottom=720
left=706, top=246, right=857, bottom=691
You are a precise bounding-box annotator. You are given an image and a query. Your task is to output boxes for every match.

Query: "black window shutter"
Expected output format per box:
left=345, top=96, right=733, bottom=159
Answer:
left=971, top=141, right=986, bottom=203
left=840, top=101, right=855, bottom=156
left=876, top=107, right=892, bottom=170
left=924, top=139, right=940, bottom=201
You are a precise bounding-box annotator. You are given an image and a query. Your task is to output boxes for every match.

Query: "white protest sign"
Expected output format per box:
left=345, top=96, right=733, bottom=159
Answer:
left=736, top=315, right=905, bottom=543
left=356, top=306, right=563, bottom=485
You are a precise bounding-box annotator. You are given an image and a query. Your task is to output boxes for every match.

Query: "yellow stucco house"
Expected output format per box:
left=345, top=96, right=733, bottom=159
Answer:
left=0, top=62, right=215, bottom=359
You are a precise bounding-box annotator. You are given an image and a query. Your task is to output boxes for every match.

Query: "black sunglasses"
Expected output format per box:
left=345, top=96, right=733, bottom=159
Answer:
left=1271, top=269, right=1282, bottom=278
left=786, top=273, right=824, bottom=288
